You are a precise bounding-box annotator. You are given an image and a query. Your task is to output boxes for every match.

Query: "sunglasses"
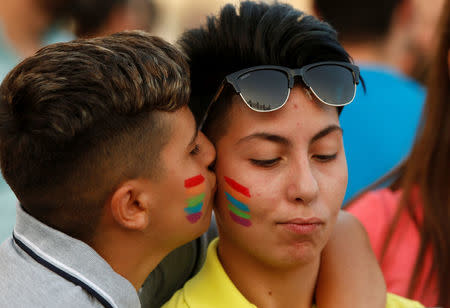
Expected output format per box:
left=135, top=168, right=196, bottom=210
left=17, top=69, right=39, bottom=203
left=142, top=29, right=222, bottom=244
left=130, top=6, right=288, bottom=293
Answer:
left=199, top=61, right=360, bottom=129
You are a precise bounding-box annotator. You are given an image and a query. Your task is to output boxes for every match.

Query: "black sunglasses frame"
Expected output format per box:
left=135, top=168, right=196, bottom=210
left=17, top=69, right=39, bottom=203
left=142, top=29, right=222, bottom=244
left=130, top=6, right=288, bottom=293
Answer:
left=199, top=61, right=360, bottom=129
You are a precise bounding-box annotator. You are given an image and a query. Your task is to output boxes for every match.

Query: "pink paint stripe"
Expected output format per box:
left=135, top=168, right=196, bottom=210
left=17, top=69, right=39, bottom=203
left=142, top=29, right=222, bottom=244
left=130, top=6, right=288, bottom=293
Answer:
left=229, top=212, right=252, bottom=227
left=224, top=176, right=251, bottom=197
left=186, top=212, right=202, bottom=223
left=185, top=174, right=205, bottom=188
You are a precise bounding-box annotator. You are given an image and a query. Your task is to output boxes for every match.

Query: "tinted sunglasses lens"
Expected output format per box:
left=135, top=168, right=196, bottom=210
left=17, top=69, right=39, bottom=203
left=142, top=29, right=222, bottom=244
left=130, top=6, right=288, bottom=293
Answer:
left=237, top=70, right=289, bottom=111
left=304, top=65, right=355, bottom=106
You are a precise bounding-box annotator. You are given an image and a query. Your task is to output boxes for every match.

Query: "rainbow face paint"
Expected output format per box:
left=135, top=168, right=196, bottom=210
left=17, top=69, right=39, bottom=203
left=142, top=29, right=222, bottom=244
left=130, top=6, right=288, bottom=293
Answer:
left=184, top=174, right=205, bottom=223
left=224, top=176, right=252, bottom=227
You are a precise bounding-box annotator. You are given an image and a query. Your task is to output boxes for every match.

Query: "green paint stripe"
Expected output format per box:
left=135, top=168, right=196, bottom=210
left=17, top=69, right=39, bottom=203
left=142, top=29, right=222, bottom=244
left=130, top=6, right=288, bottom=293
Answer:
left=187, top=193, right=205, bottom=207
left=228, top=203, right=251, bottom=219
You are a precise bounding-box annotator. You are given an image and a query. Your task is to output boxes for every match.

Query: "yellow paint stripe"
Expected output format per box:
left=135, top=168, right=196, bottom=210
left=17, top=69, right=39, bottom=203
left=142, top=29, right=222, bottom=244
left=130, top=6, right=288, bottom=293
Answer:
left=186, top=183, right=205, bottom=197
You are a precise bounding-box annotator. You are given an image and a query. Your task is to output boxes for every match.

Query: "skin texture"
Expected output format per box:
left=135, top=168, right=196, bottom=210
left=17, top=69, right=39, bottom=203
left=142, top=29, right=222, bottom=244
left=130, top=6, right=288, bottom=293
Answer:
left=141, top=107, right=216, bottom=249
left=317, top=211, right=387, bottom=308
left=92, top=106, right=217, bottom=290
left=214, top=86, right=348, bottom=308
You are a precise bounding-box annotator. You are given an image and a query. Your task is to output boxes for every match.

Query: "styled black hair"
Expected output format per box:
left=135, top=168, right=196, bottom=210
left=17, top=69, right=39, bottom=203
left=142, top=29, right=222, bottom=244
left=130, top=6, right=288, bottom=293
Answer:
left=178, top=1, right=352, bottom=138
left=314, top=0, right=401, bottom=43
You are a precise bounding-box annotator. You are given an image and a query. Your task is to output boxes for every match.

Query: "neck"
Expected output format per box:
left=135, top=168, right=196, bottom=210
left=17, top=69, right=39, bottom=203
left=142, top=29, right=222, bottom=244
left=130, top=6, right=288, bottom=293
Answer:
left=218, top=238, right=320, bottom=308
left=89, top=228, right=168, bottom=291
left=0, top=0, right=53, bottom=57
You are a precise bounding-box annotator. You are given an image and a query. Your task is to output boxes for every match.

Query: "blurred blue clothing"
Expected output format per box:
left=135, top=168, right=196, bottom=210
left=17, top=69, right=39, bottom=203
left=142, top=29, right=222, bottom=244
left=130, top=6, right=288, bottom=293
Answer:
left=340, top=64, right=425, bottom=203
left=0, top=23, right=74, bottom=79
left=0, top=24, right=74, bottom=243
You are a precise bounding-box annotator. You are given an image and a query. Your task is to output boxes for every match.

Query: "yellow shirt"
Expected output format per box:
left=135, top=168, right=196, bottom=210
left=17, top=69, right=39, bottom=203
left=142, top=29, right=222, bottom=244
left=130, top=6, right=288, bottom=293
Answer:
left=162, top=238, right=424, bottom=308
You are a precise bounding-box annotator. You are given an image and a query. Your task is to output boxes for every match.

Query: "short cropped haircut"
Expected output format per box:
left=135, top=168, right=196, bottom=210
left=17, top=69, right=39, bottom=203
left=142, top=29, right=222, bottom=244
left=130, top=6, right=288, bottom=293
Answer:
left=314, top=0, right=401, bottom=43
left=178, top=1, right=352, bottom=142
left=0, top=31, right=190, bottom=241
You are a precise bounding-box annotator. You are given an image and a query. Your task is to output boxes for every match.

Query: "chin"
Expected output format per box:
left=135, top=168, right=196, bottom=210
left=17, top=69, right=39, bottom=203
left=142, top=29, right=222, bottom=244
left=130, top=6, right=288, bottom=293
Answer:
left=194, top=211, right=212, bottom=236
left=248, top=242, right=320, bottom=270
left=276, top=245, right=320, bottom=267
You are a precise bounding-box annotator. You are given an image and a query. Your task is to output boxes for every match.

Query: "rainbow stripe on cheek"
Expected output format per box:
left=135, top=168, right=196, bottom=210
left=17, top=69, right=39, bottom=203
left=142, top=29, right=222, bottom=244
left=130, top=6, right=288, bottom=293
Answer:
left=184, top=174, right=205, bottom=223
left=224, top=176, right=252, bottom=227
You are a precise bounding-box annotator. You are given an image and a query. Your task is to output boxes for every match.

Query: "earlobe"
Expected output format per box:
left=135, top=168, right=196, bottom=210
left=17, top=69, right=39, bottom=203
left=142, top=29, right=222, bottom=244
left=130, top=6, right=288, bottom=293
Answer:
left=110, top=182, right=151, bottom=231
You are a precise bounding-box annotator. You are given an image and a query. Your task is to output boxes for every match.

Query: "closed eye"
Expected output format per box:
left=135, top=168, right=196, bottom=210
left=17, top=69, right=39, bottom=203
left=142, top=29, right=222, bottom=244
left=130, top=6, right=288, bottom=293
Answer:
left=250, top=158, right=281, bottom=167
left=313, top=153, right=337, bottom=162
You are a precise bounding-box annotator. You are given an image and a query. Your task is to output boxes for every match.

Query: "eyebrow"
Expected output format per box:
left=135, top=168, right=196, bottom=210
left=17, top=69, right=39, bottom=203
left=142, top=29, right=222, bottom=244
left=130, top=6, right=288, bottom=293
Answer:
left=310, top=125, right=343, bottom=145
left=236, top=133, right=291, bottom=146
left=236, top=125, right=343, bottom=147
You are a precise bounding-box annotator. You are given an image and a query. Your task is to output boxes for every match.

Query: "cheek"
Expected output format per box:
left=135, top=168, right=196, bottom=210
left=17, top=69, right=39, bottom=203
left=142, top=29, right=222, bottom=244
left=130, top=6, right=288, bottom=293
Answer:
left=332, top=155, right=348, bottom=202
left=184, top=174, right=207, bottom=224
left=216, top=174, right=278, bottom=229
left=319, top=162, right=348, bottom=214
left=218, top=176, right=253, bottom=228
left=318, top=151, right=348, bottom=194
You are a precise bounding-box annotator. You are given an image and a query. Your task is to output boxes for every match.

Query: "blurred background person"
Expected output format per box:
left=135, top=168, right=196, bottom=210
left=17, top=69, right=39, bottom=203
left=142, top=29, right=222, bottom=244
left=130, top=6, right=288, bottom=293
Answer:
left=0, top=0, right=74, bottom=80
left=70, top=0, right=157, bottom=38
left=150, top=0, right=312, bottom=42
left=405, top=0, right=446, bottom=84
left=347, top=3, right=450, bottom=307
left=150, top=0, right=240, bottom=42
left=0, top=0, right=75, bottom=241
left=314, top=0, right=426, bottom=202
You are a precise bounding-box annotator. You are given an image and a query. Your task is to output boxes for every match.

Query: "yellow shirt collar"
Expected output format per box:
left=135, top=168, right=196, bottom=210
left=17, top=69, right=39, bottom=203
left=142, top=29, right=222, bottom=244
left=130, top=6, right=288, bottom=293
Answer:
left=182, top=238, right=257, bottom=308
left=164, top=238, right=423, bottom=308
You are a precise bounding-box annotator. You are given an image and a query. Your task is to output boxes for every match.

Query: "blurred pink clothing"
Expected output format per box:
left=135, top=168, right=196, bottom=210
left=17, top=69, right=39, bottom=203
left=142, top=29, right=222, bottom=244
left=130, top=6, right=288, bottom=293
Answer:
left=347, top=188, right=438, bottom=307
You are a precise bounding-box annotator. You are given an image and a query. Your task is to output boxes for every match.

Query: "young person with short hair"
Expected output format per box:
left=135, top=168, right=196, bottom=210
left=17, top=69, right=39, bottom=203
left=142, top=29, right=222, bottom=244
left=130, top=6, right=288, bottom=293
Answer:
left=0, top=30, right=216, bottom=307
left=163, top=2, right=424, bottom=307
left=0, top=28, right=384, bottom=308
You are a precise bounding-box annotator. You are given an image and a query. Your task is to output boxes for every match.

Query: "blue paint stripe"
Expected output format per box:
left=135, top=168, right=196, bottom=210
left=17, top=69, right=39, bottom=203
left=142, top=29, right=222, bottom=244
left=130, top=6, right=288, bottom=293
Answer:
left=225, top=192, right=249, bottom=212
left=184, top=202, right=203, bottom=214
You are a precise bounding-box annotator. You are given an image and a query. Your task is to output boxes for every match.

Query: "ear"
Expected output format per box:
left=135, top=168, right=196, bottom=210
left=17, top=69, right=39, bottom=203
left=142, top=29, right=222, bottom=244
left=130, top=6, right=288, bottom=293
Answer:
left=109, top=180, right=153, bottom=231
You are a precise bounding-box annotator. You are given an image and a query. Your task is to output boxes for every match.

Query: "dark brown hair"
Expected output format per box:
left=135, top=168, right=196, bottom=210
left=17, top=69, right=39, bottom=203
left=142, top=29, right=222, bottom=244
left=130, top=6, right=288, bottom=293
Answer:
left=0, top=30, right=190, bottom=241
left=347, top=3, right=449, bottom=306
left=394, top=3, right=449, bottom=305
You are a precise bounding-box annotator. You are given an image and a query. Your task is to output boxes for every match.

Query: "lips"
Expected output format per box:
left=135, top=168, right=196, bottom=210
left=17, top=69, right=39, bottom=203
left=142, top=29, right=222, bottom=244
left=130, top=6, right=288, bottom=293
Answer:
left=281, top=217, right=324, bottom=225
left=278, top=217, right=324, bottom=234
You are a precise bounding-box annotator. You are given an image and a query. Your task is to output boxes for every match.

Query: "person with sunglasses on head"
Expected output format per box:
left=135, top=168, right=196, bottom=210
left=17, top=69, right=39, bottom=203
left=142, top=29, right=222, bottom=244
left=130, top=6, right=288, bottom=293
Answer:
left=162, top=2, right=424, bottom=308
left=0, top=27, right=383, bottom=308
left=346, top=4, right=450, bottom=307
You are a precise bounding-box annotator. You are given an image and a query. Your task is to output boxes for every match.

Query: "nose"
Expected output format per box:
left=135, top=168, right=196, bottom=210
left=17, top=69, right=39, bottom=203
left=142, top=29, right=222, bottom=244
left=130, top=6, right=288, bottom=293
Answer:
left=198, top=131, right=216, bottom=170
left=287, top=158, right=319, bottom=205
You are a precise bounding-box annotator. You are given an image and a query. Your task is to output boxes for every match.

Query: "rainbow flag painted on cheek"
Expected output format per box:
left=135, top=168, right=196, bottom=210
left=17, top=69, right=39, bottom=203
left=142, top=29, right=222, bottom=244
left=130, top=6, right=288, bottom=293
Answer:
left=184, top=174, right=205, bottom=223
left=224, top=176, right=252, bottom=227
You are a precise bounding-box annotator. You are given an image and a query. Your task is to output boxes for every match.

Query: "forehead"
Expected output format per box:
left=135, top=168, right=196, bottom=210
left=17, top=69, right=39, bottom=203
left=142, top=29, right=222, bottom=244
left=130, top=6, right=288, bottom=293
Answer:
left=222, top=86, right=340, bottom=143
